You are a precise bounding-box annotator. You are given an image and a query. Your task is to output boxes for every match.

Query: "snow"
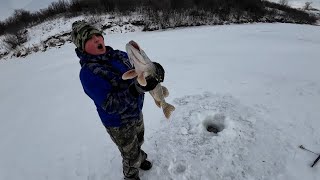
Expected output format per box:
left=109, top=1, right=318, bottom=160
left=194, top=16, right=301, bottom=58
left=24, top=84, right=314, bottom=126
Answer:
left=0, top=23, right=320, bottom=180
left=26, top=16, right=83, bottom=46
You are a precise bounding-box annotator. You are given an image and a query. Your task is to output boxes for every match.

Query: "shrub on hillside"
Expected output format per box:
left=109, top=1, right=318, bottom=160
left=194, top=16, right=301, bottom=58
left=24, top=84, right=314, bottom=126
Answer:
left=264, top=1, right=317, bottom=23
left=3, top=9, right=33, bottom=34
left=47, top=0, right=69, bottom=14
left=304, top=2, right=313, bottom=10
left=3, top=30, right=29, bottom=51
left=87, top=15, right=104, bottom=28
left=69, top=0, right=117, bottom=14
left=279, top=0, right=289, bottom=6
left=0, top=22, right=5, bottom=35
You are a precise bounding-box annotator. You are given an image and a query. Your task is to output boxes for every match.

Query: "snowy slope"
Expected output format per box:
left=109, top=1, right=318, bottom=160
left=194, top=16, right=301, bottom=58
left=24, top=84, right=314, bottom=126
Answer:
left=0, top=23, right=320, bottom=180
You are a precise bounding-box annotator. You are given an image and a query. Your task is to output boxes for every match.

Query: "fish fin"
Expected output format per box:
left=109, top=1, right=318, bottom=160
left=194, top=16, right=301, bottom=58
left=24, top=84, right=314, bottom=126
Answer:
left=161, top=86, right=169, bottom=98
left=137, top=73, right=147, bottom=86
left=162, top=103, right=175, bottom=119
left=122, top=69, right=137, bottom=80
left=154, top=99, right=161, bottom=108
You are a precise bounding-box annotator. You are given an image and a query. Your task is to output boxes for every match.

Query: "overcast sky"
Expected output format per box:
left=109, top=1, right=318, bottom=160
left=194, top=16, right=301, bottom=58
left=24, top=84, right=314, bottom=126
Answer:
left=0, top=0, right=58, bottom=21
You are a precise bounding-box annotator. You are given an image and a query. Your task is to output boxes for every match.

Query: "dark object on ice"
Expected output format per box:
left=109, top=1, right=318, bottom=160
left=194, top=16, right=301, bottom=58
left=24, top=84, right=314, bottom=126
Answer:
left=299, top=145, right=318, bottom=155
left=207, top=125, right=219, bottom=133
left=140, top=160, right=152, bottom=170
left=311, top=155, right=320, bottom=167
left=299, top=145, right=320, bottom=167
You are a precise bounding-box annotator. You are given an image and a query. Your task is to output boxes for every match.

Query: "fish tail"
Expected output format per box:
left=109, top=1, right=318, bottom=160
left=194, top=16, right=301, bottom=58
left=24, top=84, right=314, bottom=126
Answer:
left=162, top=103, right=175, bottom=119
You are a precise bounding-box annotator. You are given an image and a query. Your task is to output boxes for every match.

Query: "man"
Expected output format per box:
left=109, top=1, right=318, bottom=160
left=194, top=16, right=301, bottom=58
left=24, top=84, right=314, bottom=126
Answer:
left=71, top=20, right=165, bottom=180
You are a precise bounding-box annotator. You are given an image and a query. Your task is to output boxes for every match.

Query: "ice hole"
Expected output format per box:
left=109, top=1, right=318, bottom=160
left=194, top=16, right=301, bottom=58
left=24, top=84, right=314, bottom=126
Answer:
left=203, top=113, right=226, bottom=134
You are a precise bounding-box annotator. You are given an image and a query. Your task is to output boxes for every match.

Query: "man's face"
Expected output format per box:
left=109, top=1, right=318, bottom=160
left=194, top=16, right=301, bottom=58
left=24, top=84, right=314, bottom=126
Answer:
left=84, top=34, right=106, bottom=55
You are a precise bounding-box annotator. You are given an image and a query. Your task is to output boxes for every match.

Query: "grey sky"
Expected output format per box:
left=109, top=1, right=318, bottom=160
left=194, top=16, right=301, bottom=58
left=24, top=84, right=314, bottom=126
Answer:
left=0, top=0, right=58, bottom=21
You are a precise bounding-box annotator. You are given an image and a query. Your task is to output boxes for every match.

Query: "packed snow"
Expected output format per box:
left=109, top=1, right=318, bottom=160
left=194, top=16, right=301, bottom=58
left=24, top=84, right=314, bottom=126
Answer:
left=0, top=23, right=320, bottom=180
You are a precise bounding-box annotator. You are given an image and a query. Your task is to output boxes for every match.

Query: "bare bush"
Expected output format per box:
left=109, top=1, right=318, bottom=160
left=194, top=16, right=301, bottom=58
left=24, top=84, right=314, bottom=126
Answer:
left=304, top=2, right=313, bottom=10
left=0, top=22, right=5, bottom=35
left=3, top=30, right=29, bottom=51
left=3, top=9, right=32, bottom=34
left=87, top=15, right=104, bottom=28
left=48, top=0, right=69, bottom=14
left=265, top=0, right=317, bottom=23
left=279, top=0, right=288, bottom=6
left=69, top=0, right=116, bottom=14
left=69, top=0, right=83, bottom=13
left=32, top=45, right=40, bottom=53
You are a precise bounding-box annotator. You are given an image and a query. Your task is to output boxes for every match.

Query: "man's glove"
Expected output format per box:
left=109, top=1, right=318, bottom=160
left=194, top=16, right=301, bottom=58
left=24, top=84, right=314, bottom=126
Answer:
left=128, top=62, right=165, bottom=96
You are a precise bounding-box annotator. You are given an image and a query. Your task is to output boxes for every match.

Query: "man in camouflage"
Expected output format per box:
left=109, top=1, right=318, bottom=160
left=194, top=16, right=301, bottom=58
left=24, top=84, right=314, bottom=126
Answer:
left=71, top=20, right=165, bottom=180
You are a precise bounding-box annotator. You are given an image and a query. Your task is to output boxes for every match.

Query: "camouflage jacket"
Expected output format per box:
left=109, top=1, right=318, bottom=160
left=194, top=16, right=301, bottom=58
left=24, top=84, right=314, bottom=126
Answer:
left=76, top=46, right=144, bottom=127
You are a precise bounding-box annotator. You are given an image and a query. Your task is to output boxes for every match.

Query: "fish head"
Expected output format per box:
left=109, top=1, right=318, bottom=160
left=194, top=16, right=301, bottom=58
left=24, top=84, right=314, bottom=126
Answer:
left=126, top=40, right=155, bottom=76
left=126, top=41, right=148, bottom=66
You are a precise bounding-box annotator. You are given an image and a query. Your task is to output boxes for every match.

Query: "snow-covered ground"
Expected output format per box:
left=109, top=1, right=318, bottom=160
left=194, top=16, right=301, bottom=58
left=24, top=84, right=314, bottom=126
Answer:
left=0, top=23, right=320, bottom=180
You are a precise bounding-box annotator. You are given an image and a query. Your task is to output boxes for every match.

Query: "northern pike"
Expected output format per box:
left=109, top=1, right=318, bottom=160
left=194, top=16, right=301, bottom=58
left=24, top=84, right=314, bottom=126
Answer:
left=122, top=40, right=175, bottom=119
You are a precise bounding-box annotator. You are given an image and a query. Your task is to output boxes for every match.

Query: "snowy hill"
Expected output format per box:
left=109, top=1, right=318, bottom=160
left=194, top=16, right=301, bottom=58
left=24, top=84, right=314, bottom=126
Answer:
left=0, top=23, right=319, bottom=180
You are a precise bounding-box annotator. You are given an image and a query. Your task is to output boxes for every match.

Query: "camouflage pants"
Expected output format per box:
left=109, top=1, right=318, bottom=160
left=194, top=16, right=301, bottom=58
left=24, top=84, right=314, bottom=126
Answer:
left=106, top=115, right=147, bottom=179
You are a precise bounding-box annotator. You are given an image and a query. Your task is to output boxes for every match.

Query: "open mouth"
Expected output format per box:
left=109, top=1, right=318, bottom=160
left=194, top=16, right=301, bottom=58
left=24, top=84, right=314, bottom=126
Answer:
left=97, top=44, right=103, bottom=50
left=132, top=43, right=140, bottom=50
left=129, top=41, right=140, bottom=51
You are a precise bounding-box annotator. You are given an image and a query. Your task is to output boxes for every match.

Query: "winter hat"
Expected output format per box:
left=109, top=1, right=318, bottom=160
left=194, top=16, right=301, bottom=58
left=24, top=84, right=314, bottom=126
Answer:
left=71, top=20, right=103, bottom=51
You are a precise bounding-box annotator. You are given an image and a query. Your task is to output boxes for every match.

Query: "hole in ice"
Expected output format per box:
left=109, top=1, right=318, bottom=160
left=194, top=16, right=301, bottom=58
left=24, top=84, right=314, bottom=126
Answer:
left=207, top=125, right=220, bottom=133
left=203, top=113, right=226, bottom=134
